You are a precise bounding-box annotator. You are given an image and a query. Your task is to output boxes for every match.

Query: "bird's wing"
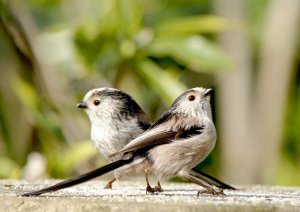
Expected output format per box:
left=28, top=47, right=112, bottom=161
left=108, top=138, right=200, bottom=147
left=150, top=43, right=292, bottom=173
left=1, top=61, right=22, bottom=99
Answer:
left=110, top=121, right=204, bottom=157
left=109, top=109, right=177, bottom=157
left=109, top=124, right=177, bottom=157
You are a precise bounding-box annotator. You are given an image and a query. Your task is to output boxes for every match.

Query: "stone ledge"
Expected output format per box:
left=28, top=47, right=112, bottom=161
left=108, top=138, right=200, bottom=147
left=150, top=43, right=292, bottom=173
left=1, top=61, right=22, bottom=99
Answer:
left=0, top=180, right=300, bottom=212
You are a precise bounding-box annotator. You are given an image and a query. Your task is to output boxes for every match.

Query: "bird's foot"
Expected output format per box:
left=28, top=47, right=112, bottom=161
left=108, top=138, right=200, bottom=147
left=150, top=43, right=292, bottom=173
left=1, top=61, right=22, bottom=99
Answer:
left=197, top=188, right=225, bottom=196
left=104, top=182, right=113, bottom=189
left=146, top=185, right=157, bottom=194
left=154, top=185, right=163, bottom=193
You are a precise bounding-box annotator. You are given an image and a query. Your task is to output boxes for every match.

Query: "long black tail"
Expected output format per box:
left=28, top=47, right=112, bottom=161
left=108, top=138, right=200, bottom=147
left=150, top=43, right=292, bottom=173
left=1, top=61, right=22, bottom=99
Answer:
left=191, top=168, right=236, bottom=190
left=22, top=158, right=133, bottom=197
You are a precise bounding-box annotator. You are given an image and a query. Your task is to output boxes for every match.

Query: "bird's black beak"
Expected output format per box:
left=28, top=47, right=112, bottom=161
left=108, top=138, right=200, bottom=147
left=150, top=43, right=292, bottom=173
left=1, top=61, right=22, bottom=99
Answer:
left=76, top=102, right=87, bottom=109
left=204, top=88, right=213, bottom=97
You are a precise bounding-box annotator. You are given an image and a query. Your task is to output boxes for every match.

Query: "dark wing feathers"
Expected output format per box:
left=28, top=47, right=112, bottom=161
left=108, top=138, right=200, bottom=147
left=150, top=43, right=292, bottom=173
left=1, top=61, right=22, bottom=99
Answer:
left=109, top=126, right=177, bottom=157
left=137, top=119, right=151, bottom=131
left=176, top=125, right=204, bottom=139
left=110, top=121, right=204, bottom=157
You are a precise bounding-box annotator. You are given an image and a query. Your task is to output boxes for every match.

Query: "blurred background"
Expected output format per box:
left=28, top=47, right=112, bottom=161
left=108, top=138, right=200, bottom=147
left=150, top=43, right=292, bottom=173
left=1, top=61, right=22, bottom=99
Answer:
left=0, top=0, right=299, bottom=185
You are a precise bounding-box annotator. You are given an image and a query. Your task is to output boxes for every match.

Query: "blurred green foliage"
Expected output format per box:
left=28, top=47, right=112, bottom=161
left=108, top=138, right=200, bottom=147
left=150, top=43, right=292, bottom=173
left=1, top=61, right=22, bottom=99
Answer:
left=0, top=0, right=299, bottom=185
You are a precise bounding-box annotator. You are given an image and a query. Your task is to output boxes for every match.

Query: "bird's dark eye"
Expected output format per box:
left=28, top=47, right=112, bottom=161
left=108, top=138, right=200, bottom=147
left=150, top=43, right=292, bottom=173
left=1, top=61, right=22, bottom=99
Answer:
left=188, top=95, right=195, bottom=101
left=94, top=100, right=100, bottom=106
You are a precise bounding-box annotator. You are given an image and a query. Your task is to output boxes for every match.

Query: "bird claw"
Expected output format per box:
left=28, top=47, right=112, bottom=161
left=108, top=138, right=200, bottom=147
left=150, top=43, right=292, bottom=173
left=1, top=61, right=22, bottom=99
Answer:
left=154, top=185, right=163, bottom=193
left=146, top=184, right=164, bottom=194
left=146, top=185, right=156, bottom=194
left=197, top=188, right=225, bottom=196
left=104, top=182, right=113, bottom=189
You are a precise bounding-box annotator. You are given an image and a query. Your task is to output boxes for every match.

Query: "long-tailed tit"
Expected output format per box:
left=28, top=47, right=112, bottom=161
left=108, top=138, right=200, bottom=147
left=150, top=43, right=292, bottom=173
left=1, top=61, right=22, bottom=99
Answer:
left=110, top=87, right=222, bottom=195
left=76, top=87, right=153, bottom=190
left=22, top=87, right=234, bottom=196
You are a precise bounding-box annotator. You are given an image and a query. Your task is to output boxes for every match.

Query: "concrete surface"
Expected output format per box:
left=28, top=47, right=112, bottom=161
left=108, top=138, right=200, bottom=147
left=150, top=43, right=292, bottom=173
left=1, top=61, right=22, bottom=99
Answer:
left=0, top=179, right=300, bottom=212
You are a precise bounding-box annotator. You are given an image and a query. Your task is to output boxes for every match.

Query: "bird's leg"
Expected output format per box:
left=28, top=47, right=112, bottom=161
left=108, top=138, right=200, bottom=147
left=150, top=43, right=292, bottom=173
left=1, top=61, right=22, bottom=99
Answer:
left=154, top=181, right=163, bottom=192
left=188, top=173, right=225, bottom=196
left=190, top=168, right=235, bottom=190
left=104, top=177, right=116, bottom=189
left=145, top=174, right=155, bottom=194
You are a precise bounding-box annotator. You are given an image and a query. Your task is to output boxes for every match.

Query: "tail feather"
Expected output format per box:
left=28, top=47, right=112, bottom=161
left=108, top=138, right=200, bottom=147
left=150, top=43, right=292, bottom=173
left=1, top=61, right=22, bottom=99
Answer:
left=22, top=159, right=133, bottom=197
left=190, top=168, right=236, bottom=190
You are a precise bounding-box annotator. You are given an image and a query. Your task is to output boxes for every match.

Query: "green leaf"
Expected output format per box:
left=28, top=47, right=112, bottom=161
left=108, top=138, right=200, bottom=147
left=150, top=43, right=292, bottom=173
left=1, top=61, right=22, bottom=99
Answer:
left=137, top=59, right=187, bottom=105
left=147, top=35, right=233, bottom=72
left=155, top=15, right=244, bottom=34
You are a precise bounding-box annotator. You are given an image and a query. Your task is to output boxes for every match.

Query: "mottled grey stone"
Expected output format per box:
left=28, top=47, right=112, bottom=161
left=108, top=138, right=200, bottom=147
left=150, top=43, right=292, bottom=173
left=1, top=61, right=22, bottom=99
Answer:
left=1, top=180, right=300, bottom=212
